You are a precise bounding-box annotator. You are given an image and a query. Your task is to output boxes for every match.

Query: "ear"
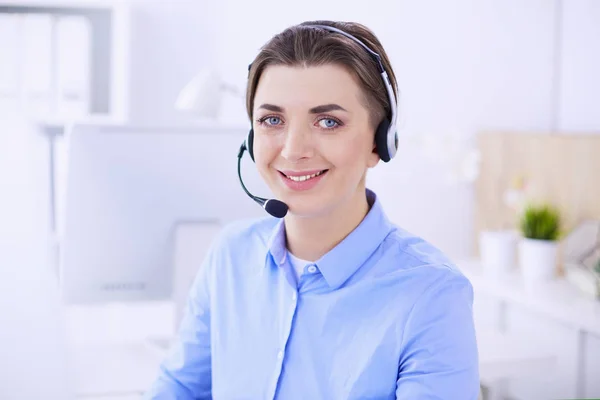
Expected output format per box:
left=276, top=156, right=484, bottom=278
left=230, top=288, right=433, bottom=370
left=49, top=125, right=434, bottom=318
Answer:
left=368, top=144, right=380, bottom=168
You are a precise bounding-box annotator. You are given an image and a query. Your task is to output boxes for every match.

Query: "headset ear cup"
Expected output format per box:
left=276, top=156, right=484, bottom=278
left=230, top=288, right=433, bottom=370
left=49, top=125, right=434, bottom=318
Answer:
left=374, top=119, right=391, bottom=162
left=247, top=129, right=255, bottom=162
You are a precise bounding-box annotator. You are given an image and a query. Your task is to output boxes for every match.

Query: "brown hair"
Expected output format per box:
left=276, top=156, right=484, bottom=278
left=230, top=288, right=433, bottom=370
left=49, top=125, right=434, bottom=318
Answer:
left=246, top=20, right=398, bottom=130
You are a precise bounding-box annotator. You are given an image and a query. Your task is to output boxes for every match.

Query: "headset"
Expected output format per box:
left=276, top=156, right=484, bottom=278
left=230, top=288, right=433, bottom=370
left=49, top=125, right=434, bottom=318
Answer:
left=237, top=24, right=399, bottom=218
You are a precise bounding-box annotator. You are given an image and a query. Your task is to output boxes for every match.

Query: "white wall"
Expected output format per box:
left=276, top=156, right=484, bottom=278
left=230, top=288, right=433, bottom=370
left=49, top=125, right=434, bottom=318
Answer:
left=126, top=0, right=222, bottom=124
left=558, top=0, right=600, bottom=132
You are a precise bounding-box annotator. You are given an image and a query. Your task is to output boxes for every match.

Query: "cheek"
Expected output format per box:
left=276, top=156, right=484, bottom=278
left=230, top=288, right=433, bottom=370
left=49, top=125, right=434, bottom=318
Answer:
left=253, top=136, right=279, bottom=170
left=327, top=132, right=373, bottom=167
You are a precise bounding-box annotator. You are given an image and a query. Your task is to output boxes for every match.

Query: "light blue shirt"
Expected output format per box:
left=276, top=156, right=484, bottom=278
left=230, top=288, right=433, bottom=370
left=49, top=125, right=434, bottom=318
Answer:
left=146, top=189, right=479, bottom=399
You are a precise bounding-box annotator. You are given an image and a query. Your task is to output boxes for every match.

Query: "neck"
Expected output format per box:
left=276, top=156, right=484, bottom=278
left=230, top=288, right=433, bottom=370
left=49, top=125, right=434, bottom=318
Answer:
left=285, top=187, right=371, bottom=262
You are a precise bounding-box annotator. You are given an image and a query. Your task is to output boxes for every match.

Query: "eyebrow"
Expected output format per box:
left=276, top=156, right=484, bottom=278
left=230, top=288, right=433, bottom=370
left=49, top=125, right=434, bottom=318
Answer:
left=258, top=104, right=284, bottom=112
left=309, top=104, right=348, bottom=114
left=257, top=103, right=348, bottom=114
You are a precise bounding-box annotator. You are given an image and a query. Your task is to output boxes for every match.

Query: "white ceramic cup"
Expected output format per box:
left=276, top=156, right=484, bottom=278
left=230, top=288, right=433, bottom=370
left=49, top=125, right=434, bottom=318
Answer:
left=479, top=230, right=518, bottom=277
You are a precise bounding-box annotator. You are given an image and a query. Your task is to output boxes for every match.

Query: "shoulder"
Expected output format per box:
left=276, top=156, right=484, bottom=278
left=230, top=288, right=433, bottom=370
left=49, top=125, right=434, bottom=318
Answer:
left=195, top=216, right=279, bottom=284
left=383, top=225, right=455, bottom=269
left=205, top=216, right=279, bottom=263
left=377, top=229, right=475, bottom=336
left=377, top=225, right=473, bottom=299
left=214, top=216, right=278, bottom=247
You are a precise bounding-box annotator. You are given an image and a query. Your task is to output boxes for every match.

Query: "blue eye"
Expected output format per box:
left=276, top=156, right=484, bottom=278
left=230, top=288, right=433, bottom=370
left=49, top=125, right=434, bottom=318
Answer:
left=265, top=116, right=281, bottom=125
left=319, top=118, right=339, bottom=129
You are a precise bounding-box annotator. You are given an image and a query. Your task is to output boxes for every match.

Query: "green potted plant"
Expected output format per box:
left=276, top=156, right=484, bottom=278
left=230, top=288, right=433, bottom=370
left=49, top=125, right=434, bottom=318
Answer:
left=518, top=204, right=561, bottom=281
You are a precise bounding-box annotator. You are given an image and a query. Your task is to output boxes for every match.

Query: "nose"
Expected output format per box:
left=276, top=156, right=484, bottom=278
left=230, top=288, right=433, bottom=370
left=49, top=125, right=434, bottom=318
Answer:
left=280, top=123, right=314, bottom=162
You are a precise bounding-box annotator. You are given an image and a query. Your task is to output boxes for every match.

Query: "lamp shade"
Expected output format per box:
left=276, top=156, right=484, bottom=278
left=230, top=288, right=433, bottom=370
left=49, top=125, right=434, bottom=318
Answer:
left=175, top=69, right=222, bottom=119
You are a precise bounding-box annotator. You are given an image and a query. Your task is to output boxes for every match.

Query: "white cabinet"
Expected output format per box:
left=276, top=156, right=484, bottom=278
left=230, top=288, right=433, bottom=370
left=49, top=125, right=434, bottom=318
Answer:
left=504, top=306, right=579, bottom=399
left=461, top=259, right=600, bottom=399
left=585, top=333, right=600, bottom=397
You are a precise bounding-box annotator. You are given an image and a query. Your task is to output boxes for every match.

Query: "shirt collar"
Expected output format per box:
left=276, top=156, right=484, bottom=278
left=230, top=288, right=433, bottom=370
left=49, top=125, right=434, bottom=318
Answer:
left=267, top=218, right=288, bottom=266
left=267, top=189, right=394, bottom=290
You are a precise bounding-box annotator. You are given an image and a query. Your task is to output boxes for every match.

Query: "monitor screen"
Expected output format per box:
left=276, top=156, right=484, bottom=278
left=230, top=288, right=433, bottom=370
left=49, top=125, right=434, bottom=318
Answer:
left=59, top=123, right=269, bottom=304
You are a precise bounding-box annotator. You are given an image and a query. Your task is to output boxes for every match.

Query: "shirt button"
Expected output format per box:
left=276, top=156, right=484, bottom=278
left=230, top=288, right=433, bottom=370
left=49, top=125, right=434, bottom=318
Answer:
left=307, top=265, right=317, bottom=273
left=277, top=350, right=284, bottom=360
left=292, top=292, right=297, bottom=301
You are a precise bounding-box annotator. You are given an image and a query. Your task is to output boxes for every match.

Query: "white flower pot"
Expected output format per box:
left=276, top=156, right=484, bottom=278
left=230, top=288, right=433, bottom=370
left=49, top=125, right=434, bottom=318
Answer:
left=518, top=238, right=558, bottom=281
left=479, top=230, right=517, bottom=277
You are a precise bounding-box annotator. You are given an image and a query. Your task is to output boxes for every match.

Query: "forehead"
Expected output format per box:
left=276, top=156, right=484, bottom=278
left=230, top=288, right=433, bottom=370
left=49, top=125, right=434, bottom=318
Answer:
left=253, top=64, right=363, bottom=110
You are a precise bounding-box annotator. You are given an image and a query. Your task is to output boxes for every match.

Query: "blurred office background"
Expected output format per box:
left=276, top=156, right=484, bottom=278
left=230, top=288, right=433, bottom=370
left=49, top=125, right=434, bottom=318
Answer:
left=1, top=0, right=599, bottom=399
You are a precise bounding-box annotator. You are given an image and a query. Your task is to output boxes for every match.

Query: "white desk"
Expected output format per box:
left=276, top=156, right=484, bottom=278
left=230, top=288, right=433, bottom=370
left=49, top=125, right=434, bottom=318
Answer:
left=477, top=328, right=556, bottom=383
left=69, top=342, right=164, bottom=399
left=459, top=259, right=600, bottom=336
left=64, top=302, right=174, bottom=399
left=458, top=259, right=600, bottom=399
left=61, top=220, right=217, bottom=399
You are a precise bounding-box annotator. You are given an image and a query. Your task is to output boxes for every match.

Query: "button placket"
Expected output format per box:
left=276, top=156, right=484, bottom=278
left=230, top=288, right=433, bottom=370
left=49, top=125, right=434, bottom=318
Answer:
left=271, top=282, right=299, bottom=397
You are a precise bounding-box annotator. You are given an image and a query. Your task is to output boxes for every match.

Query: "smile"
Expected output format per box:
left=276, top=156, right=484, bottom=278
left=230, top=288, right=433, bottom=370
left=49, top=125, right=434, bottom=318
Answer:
left=283, top=170, right=327, bottom=182
left=277, top=169, right=329, bottom=191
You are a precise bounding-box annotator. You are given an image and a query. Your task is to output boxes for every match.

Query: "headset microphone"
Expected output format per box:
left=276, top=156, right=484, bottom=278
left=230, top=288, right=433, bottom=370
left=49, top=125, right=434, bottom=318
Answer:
left=237, top=142, right=289, bottom=218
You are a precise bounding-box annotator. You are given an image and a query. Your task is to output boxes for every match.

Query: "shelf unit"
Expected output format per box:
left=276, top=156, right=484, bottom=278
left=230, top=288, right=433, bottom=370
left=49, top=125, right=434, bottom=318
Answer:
left=0, top=0, right=131, bottom=125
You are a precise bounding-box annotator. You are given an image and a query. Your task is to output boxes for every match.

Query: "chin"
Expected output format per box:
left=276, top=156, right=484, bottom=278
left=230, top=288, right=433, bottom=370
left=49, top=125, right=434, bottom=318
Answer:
left=288, top=204, right=325, bottom=218
left=280, top=193, right=336, bottom=219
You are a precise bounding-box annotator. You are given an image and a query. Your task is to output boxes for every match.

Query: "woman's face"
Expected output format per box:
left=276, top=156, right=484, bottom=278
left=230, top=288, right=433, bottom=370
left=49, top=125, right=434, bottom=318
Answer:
left=252, top=64, right=380, bottom=218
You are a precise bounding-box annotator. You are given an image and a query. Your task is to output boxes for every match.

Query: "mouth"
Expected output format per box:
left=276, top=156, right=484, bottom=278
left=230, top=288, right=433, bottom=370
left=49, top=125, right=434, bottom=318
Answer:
left=278, top=169, right=329, bottom=182
left=276, top=169, right=329, bottom=191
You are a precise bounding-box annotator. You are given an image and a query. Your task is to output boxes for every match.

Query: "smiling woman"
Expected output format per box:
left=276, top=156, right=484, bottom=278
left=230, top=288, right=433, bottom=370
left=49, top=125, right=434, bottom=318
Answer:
left=147, top=21, right=480, bottom=400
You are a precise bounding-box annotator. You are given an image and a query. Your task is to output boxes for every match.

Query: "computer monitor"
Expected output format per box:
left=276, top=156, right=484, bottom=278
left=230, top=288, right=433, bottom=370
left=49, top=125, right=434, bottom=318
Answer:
left=59, top=123, right=269, bottom=305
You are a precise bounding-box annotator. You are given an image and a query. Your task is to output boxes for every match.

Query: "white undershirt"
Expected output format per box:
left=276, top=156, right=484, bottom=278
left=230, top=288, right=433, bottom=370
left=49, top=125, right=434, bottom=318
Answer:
left=287, top=251, right=311, bottom=281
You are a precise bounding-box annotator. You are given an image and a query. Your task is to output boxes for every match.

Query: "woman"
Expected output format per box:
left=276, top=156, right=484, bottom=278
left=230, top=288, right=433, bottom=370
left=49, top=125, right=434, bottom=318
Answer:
left=148, top=20, right=479, bottom=399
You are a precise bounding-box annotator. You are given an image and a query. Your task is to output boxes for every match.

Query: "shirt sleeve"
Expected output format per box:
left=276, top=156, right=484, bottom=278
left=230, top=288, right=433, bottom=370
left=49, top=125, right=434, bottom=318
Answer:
left=145, top=243, right=215, bottom=399
left=395, top=270, right=480, bottom=399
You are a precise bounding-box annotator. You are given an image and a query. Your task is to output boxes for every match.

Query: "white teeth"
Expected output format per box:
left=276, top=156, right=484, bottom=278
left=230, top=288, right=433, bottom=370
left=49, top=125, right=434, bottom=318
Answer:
left=286, top=170, right=325, bottom=182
